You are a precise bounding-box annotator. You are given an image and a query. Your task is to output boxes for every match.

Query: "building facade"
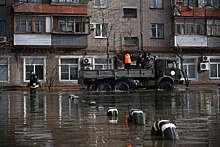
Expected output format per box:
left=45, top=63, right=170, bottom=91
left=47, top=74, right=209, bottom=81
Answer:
left=0, top=0, right=220, bottom=87
left=0, top=0, right=90, bottom=87
left=173, top=0, right=220, bottom=84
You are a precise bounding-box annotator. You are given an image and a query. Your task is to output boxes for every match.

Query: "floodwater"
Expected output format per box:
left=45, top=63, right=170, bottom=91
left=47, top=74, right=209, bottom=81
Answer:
left=0, top=89, right=220, bottom=147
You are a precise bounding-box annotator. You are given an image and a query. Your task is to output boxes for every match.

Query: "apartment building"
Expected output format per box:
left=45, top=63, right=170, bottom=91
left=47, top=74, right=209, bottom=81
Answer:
left=0, top=0, right=90, bottom=87
left=173, top=0, right=220, bottom=83
left=86, top=0, right=174, bottom=70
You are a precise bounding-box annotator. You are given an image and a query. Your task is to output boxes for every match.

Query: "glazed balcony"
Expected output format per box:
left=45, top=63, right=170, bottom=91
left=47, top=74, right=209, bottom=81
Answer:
left=173, top=0, right=220, bottom=17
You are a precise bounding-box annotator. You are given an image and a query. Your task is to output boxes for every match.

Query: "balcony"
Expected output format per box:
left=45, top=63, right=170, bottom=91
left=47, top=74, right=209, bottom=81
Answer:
left=13, top=2, right=88, bottom=15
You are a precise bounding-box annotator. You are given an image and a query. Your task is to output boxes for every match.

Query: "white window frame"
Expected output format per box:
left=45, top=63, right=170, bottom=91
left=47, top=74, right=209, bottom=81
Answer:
left=151, top=23, right=164, bottom=38
left=92, top=57, right=114, bottom=70
left=209, top=57, right=220, bottom=79
left=23, top=57, right=46, bottom=82
left=150, top=0, right=163, bottom=9
left=59, top=57, right=80, bottom=82
left=0, top=57, right=9, bottom=82
left=94, top=0, right=108, bottom=8
left=94, top=23, right=108, bottom=38
left=179, top=57, right=198, bottom=81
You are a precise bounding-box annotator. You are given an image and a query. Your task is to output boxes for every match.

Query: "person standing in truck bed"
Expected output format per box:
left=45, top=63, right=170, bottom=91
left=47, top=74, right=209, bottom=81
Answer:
left=124, top=53, right=131, bottom=69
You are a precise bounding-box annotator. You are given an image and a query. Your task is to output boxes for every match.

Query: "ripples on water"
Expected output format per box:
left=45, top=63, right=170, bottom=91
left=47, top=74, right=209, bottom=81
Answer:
left=0, top=89, right=220, bottom=147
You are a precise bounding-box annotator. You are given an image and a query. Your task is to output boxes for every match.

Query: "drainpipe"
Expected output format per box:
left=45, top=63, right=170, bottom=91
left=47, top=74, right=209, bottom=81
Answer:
left=140, top=0, right=143, bottom=51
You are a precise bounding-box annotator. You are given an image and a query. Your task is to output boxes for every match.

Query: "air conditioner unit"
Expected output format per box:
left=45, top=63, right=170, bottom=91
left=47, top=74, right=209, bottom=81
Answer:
left=0, top=36, right=7, bottom=43
left=83, top=58, right=92, bottom=65
left=200, top=62, right=209, bottom=71
left=89, top=23, right=96, bottom=29
left=202, top=56, right=210, bottom=62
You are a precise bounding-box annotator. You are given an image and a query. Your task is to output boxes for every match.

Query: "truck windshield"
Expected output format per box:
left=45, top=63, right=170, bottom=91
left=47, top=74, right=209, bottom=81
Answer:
left=167, top=61, right=177, bottom=69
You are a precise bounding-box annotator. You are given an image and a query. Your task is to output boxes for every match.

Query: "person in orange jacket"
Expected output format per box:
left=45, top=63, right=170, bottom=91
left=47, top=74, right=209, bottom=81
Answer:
left=124, top=53, right=131, bottom=69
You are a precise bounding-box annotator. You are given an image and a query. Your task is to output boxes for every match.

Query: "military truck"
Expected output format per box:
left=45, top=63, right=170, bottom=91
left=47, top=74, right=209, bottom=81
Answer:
left=79, top=57, right=181, bottom=91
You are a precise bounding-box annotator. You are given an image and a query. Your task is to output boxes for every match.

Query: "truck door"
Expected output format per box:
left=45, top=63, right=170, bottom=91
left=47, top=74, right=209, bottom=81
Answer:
left=155, top=59, right=166, bottom=78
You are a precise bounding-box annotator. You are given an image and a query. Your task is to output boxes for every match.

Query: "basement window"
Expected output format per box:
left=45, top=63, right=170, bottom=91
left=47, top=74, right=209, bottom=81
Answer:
left=124, top=37, right=138, bottom=46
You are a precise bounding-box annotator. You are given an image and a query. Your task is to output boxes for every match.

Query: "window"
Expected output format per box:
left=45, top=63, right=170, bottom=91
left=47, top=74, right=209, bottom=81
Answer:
left=54, top=17, right=89, bottom=34
left=151, top=24, right=164, bottom=38
left=124, top=37, right=138, bottom=46
left=181, top=58, right=197, bottom=80
left=175, top=18, right=205, bottom=35
left=15, top=15, right=46, bottom=33
left=150, top=0, right=163, bottom=8
left=210, top=58, right=220, bottom=79
left=123, top=8, right=137, bottom=18
left=183, top=0, right=198, bottom=7
left=0, top=58, right=8, bottom=82
left=94, top=23, right=107, bottom=38
left=94, top=58, right=113, bottom=70
left=0, top=21, right=6, bottom=36
left=19, top=0, right=42, bottom=3
left=207, top=19, right=220, bottom=36
left=207, top=0, right=220, bottom=8
left=0, top=0, right=5, bottom=5
left=94, top=0, right=107, bottom=8
left=24, top=58, right=45, bottom=81
left=59, top=58, right=79, bottom=81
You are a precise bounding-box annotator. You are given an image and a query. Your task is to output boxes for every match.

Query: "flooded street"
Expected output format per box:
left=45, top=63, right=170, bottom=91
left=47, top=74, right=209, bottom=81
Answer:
left=0, top=89, right=220, bottom=147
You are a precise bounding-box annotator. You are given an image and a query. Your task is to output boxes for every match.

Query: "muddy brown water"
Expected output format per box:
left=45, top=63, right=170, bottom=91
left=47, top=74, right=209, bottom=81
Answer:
left=0, top=89, right=220, bottom=147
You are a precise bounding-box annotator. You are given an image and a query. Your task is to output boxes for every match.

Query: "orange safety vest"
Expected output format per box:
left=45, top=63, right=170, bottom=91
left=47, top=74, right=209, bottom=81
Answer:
left=124, top=54, right=131, bottom=64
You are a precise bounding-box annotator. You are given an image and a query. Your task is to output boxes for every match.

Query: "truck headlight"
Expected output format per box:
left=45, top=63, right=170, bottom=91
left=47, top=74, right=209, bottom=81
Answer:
left=170, top=70, right=175, bottom=76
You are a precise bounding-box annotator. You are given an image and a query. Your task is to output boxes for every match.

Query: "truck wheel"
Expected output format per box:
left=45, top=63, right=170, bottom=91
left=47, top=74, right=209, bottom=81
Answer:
left=115, top=82, right=129, bottom=91
left=159, top=81, right=173, bottom=90
left=97, top=82, right=112, bottom=91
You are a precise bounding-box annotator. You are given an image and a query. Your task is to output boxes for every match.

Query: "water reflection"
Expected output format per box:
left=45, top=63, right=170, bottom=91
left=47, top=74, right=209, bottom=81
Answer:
left=0, top=89, right=219, bottom=146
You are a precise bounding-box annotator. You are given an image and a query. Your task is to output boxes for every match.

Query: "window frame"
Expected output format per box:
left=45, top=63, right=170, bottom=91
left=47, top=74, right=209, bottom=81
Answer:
left=124, top=37, right=139, bottom=46
left=175, top=18, right=205, bottom=35
left=209, top=57, right=220, bottom=79
left=179, top=57, right=198, bottom=81
left=24, top=57, right=46, bottom=82
left=0, top=57, right=9, bottom=82
left=123, top=7, right=137, bottom=18
left=0, top=0, right=5, bottom=5
left=94, top=23, right=108, bottom=38
left=93, top=57, right=113, bottom=70
left=18, top=0, right=43, bottom=3
left=94, top=0, right=108, bottom=9
left=15, top=15, right=46, bottom=34
left=150, top=0, right=163, bottom=9
left=53, top=16, right=89, bottom=34
left=0, top=20, right=6, bottom=36
left=150, top=23, right=164, bottom=39
left=59, top=57, right=80, bottom=82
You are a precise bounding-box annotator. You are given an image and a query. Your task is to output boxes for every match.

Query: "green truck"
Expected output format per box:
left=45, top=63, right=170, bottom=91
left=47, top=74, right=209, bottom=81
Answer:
left=79, top=58, right=181, bottom=91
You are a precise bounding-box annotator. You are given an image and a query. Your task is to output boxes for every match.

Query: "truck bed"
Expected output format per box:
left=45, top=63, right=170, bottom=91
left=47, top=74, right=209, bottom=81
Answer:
left=80, top=69, right=154, bottom=79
